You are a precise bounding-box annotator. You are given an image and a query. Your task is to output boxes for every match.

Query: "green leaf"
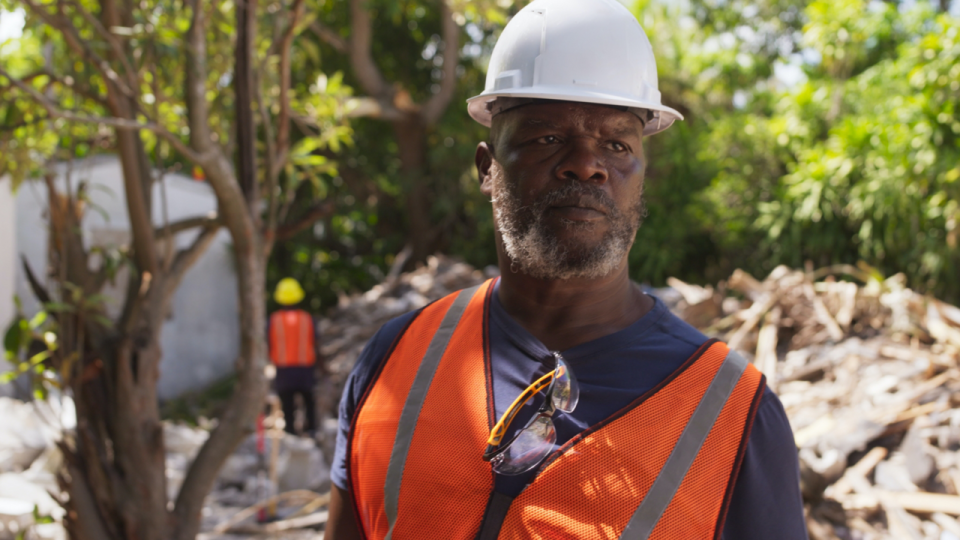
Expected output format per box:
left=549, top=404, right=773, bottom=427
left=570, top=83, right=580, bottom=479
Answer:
left=28, top=311, right=47, bottom=330
left=3, top=317, right=24, bottom=358
left=28, top=350, right=50, bottom=366
left=43, top=302, right=75, bottom=313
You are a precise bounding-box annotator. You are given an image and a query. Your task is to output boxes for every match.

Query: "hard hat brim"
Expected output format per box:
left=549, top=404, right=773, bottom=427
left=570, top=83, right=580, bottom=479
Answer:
left=467, top=87, right=683, bottom=136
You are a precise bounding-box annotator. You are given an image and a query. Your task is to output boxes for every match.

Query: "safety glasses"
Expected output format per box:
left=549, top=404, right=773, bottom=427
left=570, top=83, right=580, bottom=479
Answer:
left=483, top=352, right=579, bottom=475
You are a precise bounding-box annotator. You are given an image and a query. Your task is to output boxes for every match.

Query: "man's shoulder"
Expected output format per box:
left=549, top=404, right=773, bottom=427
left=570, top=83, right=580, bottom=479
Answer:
left=340, top=309, right=422, bottom=411
left=359, top=309, right=422, bottom=364
left=346, top=284, right=488, bottom=390
left=641, top=295, right=712, bottom=351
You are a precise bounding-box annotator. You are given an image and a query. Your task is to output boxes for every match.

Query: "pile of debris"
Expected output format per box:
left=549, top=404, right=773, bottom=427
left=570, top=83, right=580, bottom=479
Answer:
left=319, top=255, right=496, bottom=376
left=667, top=265, right=960, bottom=540
left=0, top=395, right=329, bottom=539
left=315, top=255, right=496, bottom=427
left=171, top=404, right=330, bottom=538
left=0, top=396, right=72, bottom=540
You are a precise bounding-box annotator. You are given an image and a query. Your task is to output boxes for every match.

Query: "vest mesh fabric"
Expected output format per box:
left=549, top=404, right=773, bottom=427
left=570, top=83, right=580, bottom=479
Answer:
left=269, top=310, right=316, bottom=367
left=350, top=293, right=458, bottom=539
left=350, top=293, right=763, bottom=540
left=499, top=342, right=761, bottom=540
left=650, top=363, right=762, bottom=540
left=392, top=282, right=495, bottom=539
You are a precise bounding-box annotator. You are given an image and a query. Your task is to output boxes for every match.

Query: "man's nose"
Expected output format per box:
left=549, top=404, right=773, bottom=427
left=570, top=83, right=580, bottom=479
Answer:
left=555, top=139, right=608, bottom=184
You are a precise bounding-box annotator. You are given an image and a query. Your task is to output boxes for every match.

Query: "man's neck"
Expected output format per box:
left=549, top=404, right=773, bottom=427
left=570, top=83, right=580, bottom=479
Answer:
left=496, top=258, right=654, bottom=352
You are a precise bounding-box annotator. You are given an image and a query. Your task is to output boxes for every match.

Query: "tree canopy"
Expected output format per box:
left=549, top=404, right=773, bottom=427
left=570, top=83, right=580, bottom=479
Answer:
left=3, top=0, right=958, bottom=307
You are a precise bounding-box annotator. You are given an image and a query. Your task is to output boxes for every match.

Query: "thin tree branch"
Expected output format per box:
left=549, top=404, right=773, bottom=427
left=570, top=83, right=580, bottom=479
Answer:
left=152, top=214, right=221, bottom=239
left=274, top=0, right=307, bottom=179
left=0, top=68, right=110, bottom=109
left=20, top=0, right=137, bottom=100
left=348, top=0, right=386, bottom=96
left=270, top=201, right=336, bottom=242
left=258, top=80, right=281, bottom=243
left=0, top=67, right=202, bottom=164
left=184, top=0, right=213, bottom=156
left=0, top=115, right=52, bottom=132
left=348, top=0, right=403, bottom=120
left=236, top=0, right=259, bottom=208
left=163, top=222, right=222, bottom=296
left=21, top=255, right=53, bottom=306
left=422, top=0, right=460, bottom=126
left=310, top=21, right=348, bottom=52
left=2, top=70, right=47, bottom=85
left=63, top=0, right=139, bottom=93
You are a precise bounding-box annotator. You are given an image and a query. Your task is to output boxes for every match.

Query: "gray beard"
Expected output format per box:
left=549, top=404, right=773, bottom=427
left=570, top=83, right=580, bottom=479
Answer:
left=491, top=166, right=646, bottom=280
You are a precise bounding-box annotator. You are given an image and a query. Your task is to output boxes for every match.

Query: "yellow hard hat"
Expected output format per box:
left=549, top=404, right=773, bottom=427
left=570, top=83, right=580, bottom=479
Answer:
left=274, top=278, right=305, bottom=306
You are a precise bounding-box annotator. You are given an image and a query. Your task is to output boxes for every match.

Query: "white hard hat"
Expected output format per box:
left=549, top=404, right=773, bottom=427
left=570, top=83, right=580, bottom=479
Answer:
left=467, top=0, right=683, bottom=136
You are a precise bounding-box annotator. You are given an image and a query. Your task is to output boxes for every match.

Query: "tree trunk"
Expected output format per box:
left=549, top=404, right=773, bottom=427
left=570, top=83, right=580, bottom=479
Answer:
left=393, top=115, right=435, bottom=264
left=43, top=126, right=169, bottom=540
left=67, top=338, right=168, bottom=540
left=171, top=243, right=267, bottom=540
left=58, top=190, right=267, bottom=540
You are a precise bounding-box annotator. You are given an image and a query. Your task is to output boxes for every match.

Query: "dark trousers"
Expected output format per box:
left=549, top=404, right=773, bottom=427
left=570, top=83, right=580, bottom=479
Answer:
left=278, top=387, right=317, bottom=435
left=275, top=365, right=317, bottom=435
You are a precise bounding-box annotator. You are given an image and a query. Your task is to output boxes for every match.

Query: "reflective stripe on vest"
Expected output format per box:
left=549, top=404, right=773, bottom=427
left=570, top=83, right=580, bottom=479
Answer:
left=349, top=281, right=764, bottom=540
left=269, top=310, right=316, bottom=367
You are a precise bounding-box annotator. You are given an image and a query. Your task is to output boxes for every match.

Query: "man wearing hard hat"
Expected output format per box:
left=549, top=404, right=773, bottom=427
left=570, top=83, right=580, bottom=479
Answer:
left=326, top=0, right=806, bottom=538
left=268, top=278, right=321, bottom=436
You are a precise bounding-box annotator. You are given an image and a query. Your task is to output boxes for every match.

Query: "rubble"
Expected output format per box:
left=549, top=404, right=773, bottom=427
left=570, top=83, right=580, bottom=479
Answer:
left=3, top=256, right=959, bottom=538
left=315, top=255, right=496, bottom=433
left=0, top=398, right=330, bottom=539
left=668, top=265, right=960, bottom=540
left=319, top=255, right=496, bottom=377
left=0, top=397, right=72, bottom=540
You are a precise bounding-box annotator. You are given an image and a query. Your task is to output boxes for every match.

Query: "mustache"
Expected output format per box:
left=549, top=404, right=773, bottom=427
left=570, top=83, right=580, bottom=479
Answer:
left=528, top=182, right=619, bottom=217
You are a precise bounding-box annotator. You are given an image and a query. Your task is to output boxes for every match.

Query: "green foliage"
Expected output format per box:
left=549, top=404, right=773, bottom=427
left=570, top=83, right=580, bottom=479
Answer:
left=6, top=0, right=957, bottom=314
left=2, top=297, right=61, bottom=399
left=0, top=0, right=354, bottom=206
left=267, top=0, right=504, bottom=311
left=761, top=3, right=960, bottom=299
left=3, top=283, right=112, bottom=399
left=626, top=0, right=960, bottom=303
left=11, top=505, right=56, bottom=540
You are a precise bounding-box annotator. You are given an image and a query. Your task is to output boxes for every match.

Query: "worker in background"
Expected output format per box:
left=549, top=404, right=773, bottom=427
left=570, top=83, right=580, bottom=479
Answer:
left=325, top=0, right=807, bottom=538
left=268, top=278, right=320, bottom=436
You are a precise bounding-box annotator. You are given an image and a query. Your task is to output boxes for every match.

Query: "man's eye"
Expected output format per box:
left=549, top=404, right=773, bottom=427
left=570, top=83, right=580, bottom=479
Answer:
left=609, top=142, right=627, bottom=152
left=537, top=135, right=560, bottom=144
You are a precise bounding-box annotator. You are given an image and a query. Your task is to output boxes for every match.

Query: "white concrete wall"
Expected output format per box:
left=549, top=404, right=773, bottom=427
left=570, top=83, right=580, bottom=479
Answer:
left=8, top=156, right=240, bottom=399
left=0, top=180, right=16, bottom=398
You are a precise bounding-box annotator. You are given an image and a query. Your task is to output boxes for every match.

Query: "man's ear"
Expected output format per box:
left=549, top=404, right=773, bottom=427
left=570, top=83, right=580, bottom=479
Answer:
left=475, top=141, right=495, bottom=198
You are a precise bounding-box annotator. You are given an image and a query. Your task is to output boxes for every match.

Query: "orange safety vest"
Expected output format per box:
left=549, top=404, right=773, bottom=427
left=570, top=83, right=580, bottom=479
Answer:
left=268, top=309, right=316, bottom=368
left=348, top=280, right=765, bottom=540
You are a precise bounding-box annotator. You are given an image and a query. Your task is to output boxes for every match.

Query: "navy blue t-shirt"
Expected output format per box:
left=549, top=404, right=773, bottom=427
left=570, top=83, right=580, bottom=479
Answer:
left=332, top=284, right=807, bottom=539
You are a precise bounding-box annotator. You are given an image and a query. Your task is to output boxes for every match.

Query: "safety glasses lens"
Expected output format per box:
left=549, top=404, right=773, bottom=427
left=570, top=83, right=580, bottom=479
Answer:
left=551, top=356, right=579, bottom=413
left=492, top=414, right=557, bottom=476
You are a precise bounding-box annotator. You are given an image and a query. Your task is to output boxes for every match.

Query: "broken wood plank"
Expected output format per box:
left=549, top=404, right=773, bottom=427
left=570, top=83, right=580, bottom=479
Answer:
left=827, top=447, right=888, bottom=498
left=883, top=491, right=960, bottom=516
